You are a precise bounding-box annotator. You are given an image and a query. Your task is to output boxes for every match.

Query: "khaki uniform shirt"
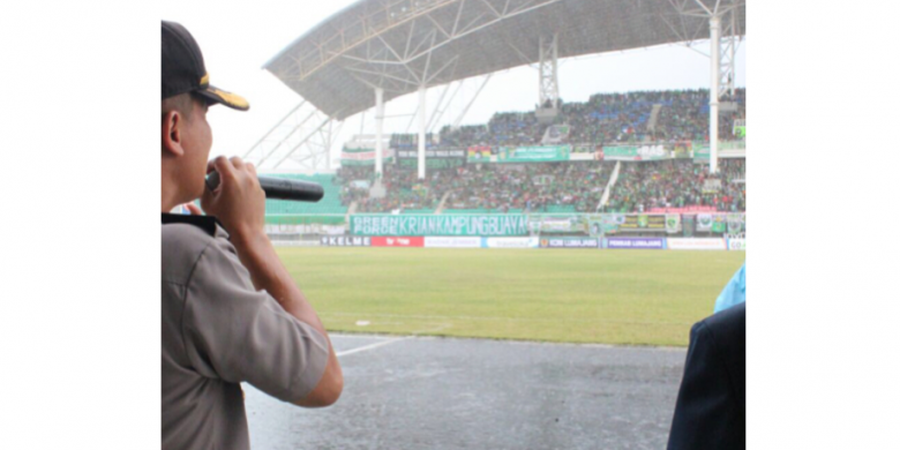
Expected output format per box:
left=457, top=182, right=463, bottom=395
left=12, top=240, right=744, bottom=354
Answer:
left=162, top=214, right=329, bottom=450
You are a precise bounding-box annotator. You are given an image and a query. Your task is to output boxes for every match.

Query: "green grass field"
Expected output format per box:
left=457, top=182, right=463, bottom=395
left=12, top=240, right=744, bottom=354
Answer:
left=276, top=248, right=745, bottom=347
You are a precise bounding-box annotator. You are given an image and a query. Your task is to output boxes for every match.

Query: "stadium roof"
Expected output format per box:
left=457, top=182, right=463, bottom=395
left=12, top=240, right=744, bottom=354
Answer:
left=264, top=0, right=745, bottom=121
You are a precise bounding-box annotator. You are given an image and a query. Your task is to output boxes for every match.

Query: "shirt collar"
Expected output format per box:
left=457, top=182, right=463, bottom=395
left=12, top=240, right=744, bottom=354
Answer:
left=161, top=212, right=220, bottom=237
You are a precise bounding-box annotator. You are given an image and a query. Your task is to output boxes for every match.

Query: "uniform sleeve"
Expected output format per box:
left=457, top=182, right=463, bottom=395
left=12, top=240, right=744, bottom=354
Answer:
left=181, top=237, right=329, bottom=404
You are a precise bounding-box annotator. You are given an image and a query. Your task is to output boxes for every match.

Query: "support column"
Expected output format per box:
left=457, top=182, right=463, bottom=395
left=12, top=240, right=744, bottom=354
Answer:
left=375, top=88, right=384, bottom=177
left=709, top=16, right=720, bottom=175
left=418, top=85, right=427, bottom=180
left=729, top=11, right=737, bottom=97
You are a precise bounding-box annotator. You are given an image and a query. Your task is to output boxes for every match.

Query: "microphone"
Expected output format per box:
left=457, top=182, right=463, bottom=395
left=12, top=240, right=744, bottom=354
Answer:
left=205, top=171, right=324, bottom=202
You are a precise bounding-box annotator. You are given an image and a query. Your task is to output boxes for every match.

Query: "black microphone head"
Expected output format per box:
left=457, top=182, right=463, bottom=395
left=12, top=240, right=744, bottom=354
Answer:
left=205, top=171, right=221, bottom=191
left=204, top=170, right=323, bottom=202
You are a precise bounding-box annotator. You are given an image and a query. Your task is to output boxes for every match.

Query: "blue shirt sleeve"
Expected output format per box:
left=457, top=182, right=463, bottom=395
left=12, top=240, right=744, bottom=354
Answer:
left=714, top=263, right=746, bottom=314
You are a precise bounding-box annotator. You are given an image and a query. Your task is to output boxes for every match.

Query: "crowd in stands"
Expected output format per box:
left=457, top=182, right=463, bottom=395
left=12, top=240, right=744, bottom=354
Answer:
left=390, top=132, right=437, bottom=149
left=439, top=88, right=745, bottom=148
left=443, top=162, right=611, bottom=212
left=336, top=165, right=444, bottom=212
left=336, top=162, right=613, bottom=213
left=604, top=159, right=745, bottom=213
left=334, top=88, right=746, bottom=215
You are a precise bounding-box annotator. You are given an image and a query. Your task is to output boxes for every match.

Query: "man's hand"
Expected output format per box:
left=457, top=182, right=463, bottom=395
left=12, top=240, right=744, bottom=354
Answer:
left=200, top=156, right=266, bottom=241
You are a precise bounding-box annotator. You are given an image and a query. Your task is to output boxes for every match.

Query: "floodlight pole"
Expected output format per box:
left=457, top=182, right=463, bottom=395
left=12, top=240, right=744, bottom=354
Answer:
left=418, top=84, right=427, bottom=180
left=709, top=16, right=720, bottom=175
left=538, top=34, right=560, bottom=109
left=375, top=87, right=385, bottom=177
left=674, top=0, right=743, bottom=174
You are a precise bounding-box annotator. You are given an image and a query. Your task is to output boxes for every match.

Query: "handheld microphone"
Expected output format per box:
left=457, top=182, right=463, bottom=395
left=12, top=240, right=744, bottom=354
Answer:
left=205, top=171, right=324, bottom=202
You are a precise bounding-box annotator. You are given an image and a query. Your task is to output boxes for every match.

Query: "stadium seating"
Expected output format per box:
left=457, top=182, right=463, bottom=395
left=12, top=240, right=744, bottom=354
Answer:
left=439, top=88, right=745, bottom=147
left=322, top=89, right=747, bottom=216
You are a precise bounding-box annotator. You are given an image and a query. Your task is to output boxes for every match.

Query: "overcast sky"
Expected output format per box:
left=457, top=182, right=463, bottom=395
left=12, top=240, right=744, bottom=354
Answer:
left=161, top=0, right=746, bottom=170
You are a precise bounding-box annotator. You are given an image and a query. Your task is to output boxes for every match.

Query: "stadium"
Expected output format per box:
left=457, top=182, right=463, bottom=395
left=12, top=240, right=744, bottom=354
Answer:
left=214, top=0, right=746, bottom=448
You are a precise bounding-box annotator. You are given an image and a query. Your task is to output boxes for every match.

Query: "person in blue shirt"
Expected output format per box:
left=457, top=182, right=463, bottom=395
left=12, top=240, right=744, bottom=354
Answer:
left=714, top=263, right=746, bottom=313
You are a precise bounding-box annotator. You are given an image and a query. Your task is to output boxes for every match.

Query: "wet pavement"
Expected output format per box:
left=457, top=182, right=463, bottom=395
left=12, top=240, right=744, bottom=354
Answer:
left=244, top=334, right=687, bottom=450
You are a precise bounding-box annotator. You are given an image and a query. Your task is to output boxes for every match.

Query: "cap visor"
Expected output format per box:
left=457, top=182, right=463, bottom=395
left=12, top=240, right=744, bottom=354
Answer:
left=196, top=85, right=249, bottom=111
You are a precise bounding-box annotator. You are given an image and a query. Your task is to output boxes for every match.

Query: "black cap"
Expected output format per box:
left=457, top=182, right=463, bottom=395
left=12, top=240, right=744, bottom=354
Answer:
left=162, top=21, right=249, bottom=111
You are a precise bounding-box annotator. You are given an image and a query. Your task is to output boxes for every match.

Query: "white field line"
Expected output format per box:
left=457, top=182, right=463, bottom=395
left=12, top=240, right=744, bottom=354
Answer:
left=336, top=336, right=411, bottom=357
left=334, top=324, right=450, bottom=358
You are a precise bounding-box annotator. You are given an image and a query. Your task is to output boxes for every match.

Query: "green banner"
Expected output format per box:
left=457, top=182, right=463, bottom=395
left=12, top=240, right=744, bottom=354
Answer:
left=711, top=215, right=727, bottom=233
left=666, top=214, right=681, bottom=234
left=602, top=145, right=667, bottom=161
left=694, top=142, right=745, bottom=162
left=603, top=146, right=637, bottom=159
left=351, top=214, right=528, bottom=236
left=693, top=145, right=710, bottom=162
left=497, top=145, right=570, bottom=163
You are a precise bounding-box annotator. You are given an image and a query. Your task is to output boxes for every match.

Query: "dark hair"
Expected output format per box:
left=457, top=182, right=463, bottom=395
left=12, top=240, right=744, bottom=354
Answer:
left=161, top=92, right=204, bottom=123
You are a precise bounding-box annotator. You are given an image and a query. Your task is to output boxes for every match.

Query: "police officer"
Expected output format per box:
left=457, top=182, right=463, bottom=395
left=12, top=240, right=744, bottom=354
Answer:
left=161, top=21, right=342, bottom=450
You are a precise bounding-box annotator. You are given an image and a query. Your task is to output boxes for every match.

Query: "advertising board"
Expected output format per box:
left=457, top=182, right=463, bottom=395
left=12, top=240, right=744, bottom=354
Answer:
left=528, top=215, right=586, bottom=234
left=351, top=214, right=528, bottom=236
left=588, top=214, right=625, bottom=236
left=423, top=237, right=482, bottom=248
left=320, top=236, right=371, bottom=247
left=539, top=237, right=600, bottom=249
left=603, top=237, right=666, bottom=250
left=727, top=238, right=747, bottom=251
left=666, top=238, right=727, bottom=251
left=482, top=237, right=540, bottom=249
left=601, top=214, right=667, bottom=234
left=371, top=236, right=425, bottom=247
